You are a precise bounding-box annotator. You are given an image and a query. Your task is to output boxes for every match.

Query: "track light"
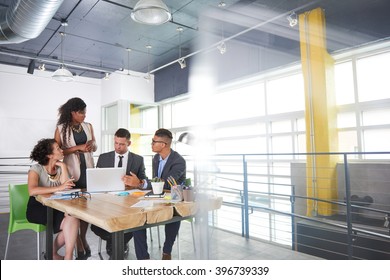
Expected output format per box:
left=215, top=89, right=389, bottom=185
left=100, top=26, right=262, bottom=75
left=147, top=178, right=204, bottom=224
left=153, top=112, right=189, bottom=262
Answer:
left=144, top=73, right=152, bottom=82
left=217, top=2, right=227, bottom=55
left=177, top=27, right=186, bottom=69
left=145, top=45, right=152, bottom=82
left=287, top=11, right=298, bottom=27
left=38, top=64, right=46, bottom=71
left=217, top=41, right=227, bottom=54
left=178, top=58, right=186, bottom=69
left=104, top=73, right=110, bottom=80
left=218, top=1, right=226, bottom=8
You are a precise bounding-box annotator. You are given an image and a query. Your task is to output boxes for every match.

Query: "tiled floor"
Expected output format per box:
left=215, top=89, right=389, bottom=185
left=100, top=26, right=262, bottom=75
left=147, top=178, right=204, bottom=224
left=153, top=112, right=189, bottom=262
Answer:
left=0, top=213, right=321, bottom=260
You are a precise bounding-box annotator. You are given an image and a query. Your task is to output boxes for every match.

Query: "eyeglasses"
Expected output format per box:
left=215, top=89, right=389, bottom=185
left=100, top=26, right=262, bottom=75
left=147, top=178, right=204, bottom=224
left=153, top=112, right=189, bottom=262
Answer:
left=151, top=139, right=167, bottom=145
left=70, top=191, right=91, bottom=200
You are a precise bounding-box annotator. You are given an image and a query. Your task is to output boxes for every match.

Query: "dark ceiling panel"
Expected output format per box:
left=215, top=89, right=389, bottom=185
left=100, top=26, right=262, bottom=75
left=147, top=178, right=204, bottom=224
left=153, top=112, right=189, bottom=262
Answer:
left=0, top=0, right=389, bottom=79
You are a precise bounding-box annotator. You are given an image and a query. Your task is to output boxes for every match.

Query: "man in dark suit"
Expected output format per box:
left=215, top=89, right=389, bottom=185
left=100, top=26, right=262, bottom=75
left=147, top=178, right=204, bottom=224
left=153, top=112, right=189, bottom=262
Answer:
left=90, top=128, right=147, bottom=259
left=124, top=128, right=186, bottom=260
left=152, top=128, right=186, bottom=260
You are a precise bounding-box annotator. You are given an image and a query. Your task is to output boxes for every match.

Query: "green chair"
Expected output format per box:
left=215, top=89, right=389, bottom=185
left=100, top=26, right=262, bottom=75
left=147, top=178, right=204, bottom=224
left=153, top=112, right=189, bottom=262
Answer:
left=4, top=183, right=46, bottom=260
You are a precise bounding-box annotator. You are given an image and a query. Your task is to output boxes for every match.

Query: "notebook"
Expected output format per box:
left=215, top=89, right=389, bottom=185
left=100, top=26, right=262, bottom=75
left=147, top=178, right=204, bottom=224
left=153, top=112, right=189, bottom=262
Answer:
left=86, top=167, right=126, bottom=192
left=144, top=191, right=166, bottom=198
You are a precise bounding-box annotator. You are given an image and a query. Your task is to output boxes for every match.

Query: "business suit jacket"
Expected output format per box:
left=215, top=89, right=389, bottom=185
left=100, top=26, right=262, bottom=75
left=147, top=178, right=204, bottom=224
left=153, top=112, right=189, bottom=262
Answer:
left=96, top=151, right=147, bottom=180
left=152, top=149, right=186, bottom=189
left=91, top=150, right=146, bottom=248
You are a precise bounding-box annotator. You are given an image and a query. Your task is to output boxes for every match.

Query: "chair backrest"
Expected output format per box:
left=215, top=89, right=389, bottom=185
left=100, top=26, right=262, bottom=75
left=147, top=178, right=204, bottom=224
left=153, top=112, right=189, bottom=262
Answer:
left=9, top=183, right=29, bottom=223
left=8, top=183, right=45, bottom=234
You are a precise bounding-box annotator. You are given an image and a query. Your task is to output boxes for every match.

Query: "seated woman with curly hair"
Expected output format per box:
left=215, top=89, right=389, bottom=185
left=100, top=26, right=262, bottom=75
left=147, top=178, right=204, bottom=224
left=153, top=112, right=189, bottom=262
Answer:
left=26, top=138, right=79, bottom=260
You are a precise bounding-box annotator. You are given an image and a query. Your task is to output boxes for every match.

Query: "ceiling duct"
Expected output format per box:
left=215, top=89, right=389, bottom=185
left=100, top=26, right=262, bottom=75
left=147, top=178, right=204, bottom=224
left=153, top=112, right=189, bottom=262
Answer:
left=0, top=0, right=64, bottom=44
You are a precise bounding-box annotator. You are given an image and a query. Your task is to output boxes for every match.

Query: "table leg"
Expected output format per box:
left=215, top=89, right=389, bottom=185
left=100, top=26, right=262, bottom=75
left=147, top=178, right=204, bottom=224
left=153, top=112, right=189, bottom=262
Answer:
left=111, top=231, right=124, bottom=260
left=196, top=203, right=210, bottom=259
left=46, top=207, right=53, bottom=260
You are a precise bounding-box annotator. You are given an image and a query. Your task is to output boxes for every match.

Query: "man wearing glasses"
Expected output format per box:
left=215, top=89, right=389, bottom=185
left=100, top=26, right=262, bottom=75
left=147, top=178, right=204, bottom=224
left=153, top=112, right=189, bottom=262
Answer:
left=91, top=128, right=147, bottom=259
left=123, top=128, right=186, bottom=260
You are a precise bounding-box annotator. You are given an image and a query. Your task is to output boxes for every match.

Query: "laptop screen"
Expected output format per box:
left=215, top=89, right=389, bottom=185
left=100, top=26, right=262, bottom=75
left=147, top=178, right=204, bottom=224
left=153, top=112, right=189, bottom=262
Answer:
left=86, top=167, right=126, bottom=192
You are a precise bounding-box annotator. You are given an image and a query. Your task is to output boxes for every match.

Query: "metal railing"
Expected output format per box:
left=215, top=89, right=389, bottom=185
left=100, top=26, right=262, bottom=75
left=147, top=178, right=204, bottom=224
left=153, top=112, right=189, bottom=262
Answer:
left=1, top=151, right=390, bottom=259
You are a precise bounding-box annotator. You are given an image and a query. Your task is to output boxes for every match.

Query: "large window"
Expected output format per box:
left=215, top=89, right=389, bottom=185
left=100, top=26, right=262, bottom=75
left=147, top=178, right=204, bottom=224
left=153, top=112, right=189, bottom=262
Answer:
left=335, top=50, right=390, bottom=156
left=136, top=43, right=390, bottom=246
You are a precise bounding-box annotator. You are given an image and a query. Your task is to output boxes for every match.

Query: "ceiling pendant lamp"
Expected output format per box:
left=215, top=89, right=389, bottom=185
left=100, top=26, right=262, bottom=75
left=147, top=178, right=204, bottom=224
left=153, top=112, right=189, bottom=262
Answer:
left=131, top=0, right=171, bottom=25
left=52, top=21, right=74, bottom=82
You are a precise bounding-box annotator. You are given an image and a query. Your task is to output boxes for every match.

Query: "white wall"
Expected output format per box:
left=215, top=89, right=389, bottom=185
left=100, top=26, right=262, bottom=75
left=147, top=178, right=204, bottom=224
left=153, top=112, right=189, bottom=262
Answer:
left=101, top=71, right=154, bottom=106
left=0, top=64, right=102, bottom=157
left=0, top=65, right=155, bottom=158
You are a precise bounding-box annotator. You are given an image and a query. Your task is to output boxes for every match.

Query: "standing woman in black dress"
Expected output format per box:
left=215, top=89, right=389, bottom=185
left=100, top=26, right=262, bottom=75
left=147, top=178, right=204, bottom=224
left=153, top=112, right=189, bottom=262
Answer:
left=54, top=97, right=97, bottom=259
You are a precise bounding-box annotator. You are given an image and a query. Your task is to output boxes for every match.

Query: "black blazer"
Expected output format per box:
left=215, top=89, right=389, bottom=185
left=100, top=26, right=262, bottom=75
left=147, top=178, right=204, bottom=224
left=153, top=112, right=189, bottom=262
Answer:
left=96, top=151, right=147, bottom=180
left=152, top=149, right=186, bottom=190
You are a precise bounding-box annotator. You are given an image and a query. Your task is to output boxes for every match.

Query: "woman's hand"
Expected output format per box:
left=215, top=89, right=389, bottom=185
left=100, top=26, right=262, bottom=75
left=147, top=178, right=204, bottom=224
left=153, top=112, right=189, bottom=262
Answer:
left=55, top=161, right=66, bottom=168
left=85, top=140, right=95, bottom=152
left=78, top=140, right=95, bottom=153
left=57, top=177, right=75, bottom=191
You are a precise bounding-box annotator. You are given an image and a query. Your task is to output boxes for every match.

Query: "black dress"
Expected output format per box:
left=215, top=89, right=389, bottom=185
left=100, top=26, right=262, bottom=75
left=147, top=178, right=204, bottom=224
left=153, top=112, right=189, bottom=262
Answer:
left=26, top=164, right=64, bottom=233
left=73, top=128, right=87, bottom=189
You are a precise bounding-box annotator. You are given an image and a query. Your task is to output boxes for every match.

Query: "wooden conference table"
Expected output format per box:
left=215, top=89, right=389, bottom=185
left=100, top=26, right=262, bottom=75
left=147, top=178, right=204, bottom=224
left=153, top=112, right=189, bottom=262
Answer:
left=37, top=191, right=222, bottom=260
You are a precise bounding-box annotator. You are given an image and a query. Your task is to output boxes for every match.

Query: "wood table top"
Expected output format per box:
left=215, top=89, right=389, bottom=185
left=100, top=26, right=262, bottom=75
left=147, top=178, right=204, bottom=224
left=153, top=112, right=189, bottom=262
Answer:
left=37, top=192, right=222, bottom=233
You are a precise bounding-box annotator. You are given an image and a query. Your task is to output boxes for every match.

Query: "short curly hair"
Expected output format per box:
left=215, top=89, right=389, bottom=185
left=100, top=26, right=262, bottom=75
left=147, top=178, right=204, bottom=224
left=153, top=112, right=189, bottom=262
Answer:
left=30, top=138, right=57, bottom=165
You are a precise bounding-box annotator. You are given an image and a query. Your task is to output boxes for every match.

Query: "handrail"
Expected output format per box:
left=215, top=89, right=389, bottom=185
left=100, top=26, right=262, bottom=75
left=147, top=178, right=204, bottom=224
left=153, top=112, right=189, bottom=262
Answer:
left=222, top=198, right=390, bottom=240
left=2, top=152, right=390, bottom=259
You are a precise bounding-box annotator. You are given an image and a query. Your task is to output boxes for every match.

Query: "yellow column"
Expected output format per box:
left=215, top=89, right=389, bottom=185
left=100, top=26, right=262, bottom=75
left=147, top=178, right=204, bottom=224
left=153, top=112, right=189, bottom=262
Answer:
left=299, top=8, right=338, bottom=216
left=129, top=104, right=141, bottom=154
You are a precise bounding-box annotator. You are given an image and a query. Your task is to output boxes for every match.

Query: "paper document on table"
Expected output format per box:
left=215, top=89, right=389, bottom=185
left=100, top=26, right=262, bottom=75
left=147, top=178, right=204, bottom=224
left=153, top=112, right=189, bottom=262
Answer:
left=47, top=194, right=73, bottom=200
left=131, top=200, right=154, bottom=208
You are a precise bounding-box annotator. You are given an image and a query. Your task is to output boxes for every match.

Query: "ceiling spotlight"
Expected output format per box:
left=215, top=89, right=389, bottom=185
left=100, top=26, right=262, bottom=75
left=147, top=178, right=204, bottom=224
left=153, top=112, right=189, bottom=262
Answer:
left=131, top=0, right=171, bottom=25
left=144, top=73, right=152, bottom=82
left=218, top=1, right=226, bottom=8
left=145, top=44, right=152, bottom=82
left=287, top=11, right=298, bottom=27
left=178, top=58, right=186, bottom=69
left=104, top=73, right=110, bottom=80
left=217, top=41, right=227, bottom=54
left=126, top=48, right=132, bottom=75
left=38, top=63, right=46, bottom=71
left=177, top=26, right=186, bottom=69
left=52, top=21, right=74, bottom=82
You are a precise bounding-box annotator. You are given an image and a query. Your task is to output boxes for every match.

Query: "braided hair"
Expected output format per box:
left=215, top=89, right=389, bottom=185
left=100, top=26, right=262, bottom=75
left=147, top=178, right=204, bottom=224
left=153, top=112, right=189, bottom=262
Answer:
left=57, top=97, right=86, bottom=143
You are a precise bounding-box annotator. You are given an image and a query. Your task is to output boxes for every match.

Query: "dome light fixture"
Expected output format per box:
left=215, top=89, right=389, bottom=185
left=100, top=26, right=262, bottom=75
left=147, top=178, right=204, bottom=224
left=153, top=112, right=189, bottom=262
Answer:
left=52, top=21, right=74, bottom=82
left=52, top=67, right=74, bottom=82
left=131, top=0, right=171, bottom=25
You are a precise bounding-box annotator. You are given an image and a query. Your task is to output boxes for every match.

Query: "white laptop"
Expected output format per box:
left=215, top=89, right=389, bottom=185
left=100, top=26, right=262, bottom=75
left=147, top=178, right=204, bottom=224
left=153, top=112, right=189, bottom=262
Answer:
left=86, top=167, right=126, bottom=192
